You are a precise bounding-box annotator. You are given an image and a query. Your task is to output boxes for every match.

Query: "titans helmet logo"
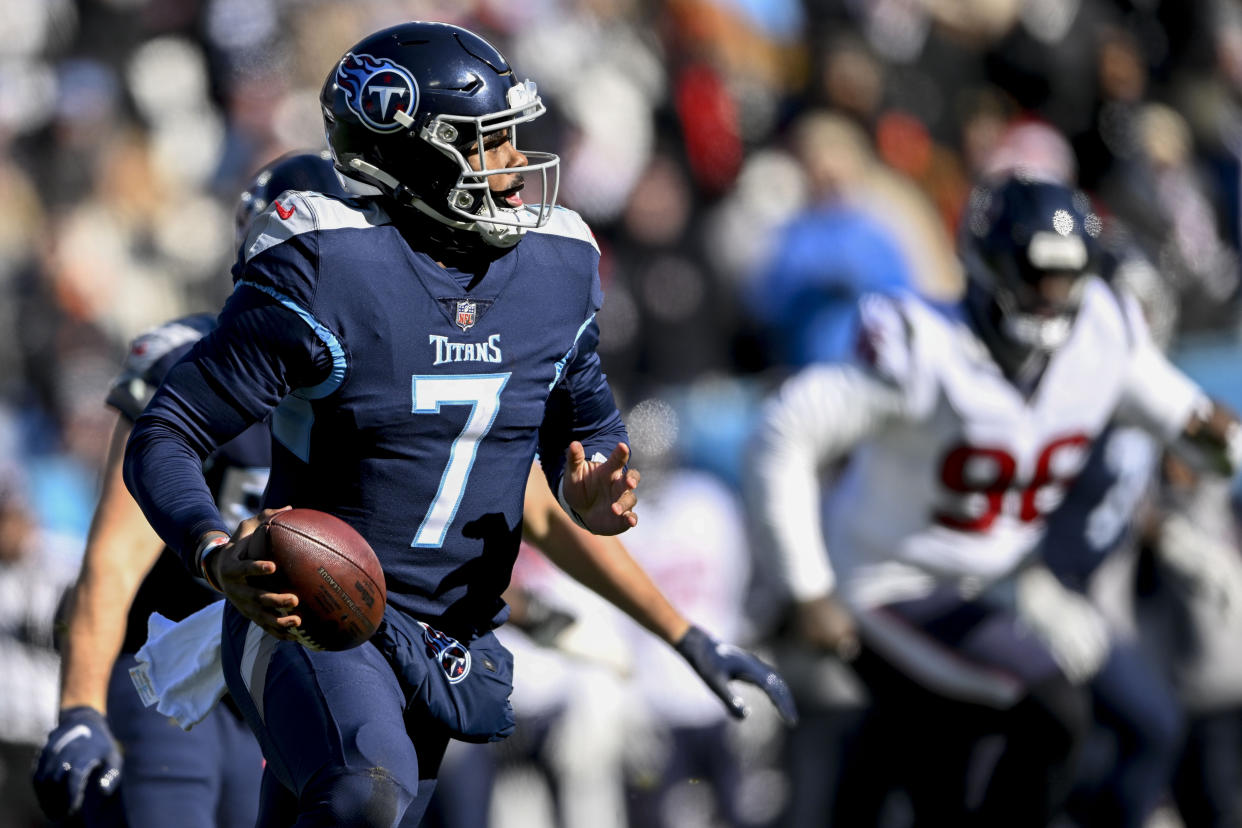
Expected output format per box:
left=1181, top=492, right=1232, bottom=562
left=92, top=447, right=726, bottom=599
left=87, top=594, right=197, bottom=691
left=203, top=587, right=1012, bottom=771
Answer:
left=335, top=53, right=419, bottom=133
left=418, top=621, right=472, bottom=684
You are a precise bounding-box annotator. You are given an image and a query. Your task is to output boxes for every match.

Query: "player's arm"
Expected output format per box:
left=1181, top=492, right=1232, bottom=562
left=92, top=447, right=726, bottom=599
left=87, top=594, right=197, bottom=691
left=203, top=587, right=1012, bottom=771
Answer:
left=522, top=462, right=686, bottom=643
left=538, top=317, right=638, bottom=535
left=60, top=417, right=166, bottom=712
left=124, top=287, right=330, bottom=638
left=744, top=363, right=903, bottom=656
left=521, top=463, right=797, bottom=723
left=744, top=295, right=916, bottom=655
left=1113, top=294, right=1241, bottom=475
left=32, top=416, right=154, bottom=819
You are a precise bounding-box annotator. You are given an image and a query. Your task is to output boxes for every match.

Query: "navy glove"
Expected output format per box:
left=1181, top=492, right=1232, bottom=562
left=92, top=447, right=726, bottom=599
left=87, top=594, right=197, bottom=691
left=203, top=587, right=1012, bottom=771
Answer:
left=32, top=706, right=122, bottom=820
left=675, top=625, right=799, bottom=725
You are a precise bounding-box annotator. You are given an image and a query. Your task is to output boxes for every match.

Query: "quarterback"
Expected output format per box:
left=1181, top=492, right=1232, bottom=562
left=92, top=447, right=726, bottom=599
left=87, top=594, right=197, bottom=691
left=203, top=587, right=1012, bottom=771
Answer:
left=122, top=21, right=791, bottom=827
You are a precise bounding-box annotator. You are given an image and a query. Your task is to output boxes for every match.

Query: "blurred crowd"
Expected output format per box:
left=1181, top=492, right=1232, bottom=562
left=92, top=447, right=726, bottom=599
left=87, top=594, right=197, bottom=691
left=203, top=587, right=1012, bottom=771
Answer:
left=5, top=0, right=1242, bottom=826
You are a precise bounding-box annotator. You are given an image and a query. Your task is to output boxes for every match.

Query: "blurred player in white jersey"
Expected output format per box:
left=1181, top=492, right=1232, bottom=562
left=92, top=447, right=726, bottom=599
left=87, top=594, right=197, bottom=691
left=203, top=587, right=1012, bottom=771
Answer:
left=745, top=173, right=1242, bottom=826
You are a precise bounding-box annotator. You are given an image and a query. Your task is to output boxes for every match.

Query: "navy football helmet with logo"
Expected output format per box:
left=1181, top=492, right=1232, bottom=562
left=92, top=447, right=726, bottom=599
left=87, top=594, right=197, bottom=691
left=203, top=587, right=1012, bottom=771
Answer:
left=961, top=174, right=1102, bottom=365
left=234, top=150, right=350, bottom=246
left=320, top=21, right=559, bottom=248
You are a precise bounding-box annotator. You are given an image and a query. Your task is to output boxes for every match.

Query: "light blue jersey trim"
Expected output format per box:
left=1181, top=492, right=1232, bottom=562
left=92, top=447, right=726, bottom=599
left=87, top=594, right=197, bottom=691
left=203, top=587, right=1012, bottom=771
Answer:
left=549, top=314, right=595, bottom=391
left=237, top=280, right=347, bottom=461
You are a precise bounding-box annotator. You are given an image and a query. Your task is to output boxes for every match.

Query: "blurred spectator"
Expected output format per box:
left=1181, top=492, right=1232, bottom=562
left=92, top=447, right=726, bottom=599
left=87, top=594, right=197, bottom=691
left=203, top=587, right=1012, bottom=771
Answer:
left=600, top=148, right=755, bottom=392
left=743, top=110, right=927, bottom=368
left=980, top=118, right=1079, bottom=185
left=0, top=411, right=79, bottom=828
left=619, top=396, right=782, bottom=828
left=1110, top=102, right=1240, bottom=334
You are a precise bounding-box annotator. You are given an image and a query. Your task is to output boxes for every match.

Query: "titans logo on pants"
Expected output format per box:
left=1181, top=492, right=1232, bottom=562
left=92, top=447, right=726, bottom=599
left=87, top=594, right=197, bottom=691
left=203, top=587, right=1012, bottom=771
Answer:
left=418, top=621, right=472, bottom=684
left=335, top=52, right=419, bottom=133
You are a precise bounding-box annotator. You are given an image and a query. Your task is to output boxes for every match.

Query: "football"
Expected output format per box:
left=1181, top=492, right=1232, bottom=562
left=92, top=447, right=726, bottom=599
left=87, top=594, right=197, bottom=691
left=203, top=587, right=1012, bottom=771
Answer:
left=256, top=509, right=386, bottom=651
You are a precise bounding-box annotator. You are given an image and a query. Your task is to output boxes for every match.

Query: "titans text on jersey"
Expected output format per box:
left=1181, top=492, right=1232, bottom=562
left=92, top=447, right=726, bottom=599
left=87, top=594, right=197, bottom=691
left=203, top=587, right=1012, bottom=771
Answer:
left=430, top=334, right=503, bottom=365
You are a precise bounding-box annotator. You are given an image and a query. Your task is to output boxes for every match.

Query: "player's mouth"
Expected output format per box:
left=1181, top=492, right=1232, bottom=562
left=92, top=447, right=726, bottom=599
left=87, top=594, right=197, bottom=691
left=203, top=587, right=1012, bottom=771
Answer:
left=493, top=179, right=525, bottom=208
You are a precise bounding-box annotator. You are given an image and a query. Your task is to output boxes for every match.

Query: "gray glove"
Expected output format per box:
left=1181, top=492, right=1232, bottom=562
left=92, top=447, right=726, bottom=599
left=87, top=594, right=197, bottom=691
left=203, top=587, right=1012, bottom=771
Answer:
left=1014, top=566, right=1111, bottom=684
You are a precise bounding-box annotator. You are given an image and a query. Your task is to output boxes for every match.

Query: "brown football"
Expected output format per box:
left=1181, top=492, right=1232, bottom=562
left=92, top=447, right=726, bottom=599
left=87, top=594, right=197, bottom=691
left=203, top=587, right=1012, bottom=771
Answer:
left=257, top=509, right=386, bottom=651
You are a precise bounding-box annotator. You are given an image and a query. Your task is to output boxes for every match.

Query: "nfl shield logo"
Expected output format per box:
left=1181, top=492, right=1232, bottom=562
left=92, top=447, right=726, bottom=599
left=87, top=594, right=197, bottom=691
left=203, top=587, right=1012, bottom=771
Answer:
left=455, top=300, right=476, bottom=331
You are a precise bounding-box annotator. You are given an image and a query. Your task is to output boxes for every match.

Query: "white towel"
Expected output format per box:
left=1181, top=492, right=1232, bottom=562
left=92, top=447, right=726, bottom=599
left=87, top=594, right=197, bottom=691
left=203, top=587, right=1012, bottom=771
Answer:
left=129, top=602, right=228, bottom=731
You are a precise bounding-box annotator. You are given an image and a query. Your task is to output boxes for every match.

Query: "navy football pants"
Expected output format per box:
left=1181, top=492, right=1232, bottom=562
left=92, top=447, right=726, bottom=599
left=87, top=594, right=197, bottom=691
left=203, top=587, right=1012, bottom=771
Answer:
left=838, top=590, right=1091, bottom=827
left=220, top=603, right=450, bottom=828
left=103, top=653, right=264, bottom=828
left=1068, top=640, right=1184, bottom=828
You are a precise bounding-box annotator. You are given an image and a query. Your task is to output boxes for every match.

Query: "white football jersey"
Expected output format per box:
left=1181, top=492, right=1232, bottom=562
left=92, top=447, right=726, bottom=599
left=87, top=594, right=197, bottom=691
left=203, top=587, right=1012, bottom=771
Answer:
left=747, top=279, right=1204, bottom=610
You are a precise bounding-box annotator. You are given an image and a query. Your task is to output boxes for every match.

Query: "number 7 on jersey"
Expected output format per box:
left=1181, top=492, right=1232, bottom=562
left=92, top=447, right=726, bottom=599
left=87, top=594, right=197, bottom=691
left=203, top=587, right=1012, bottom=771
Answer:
left=410, top=373, right=510, bottom=548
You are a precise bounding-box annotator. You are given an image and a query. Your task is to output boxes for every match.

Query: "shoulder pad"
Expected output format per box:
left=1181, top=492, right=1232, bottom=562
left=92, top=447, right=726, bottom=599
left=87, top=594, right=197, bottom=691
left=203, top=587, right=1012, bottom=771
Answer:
left=1073, top=275, right=1146, bottom=353
left=527, top=206, right=600, bottom=254
left=121, top=315, right=213, bottom=378
left=852, top=292, right=915, bottom=388
left=108, top=314, right=214, bottom=418
left=240, top=191, right=389, bottom=265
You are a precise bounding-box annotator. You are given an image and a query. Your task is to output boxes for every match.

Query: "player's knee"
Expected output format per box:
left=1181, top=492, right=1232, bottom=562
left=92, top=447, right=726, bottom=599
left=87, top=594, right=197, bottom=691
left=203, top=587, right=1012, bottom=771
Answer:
left=302, top=767, right=416, bottom=828
left=1016, top=674, right=1092, bottom=760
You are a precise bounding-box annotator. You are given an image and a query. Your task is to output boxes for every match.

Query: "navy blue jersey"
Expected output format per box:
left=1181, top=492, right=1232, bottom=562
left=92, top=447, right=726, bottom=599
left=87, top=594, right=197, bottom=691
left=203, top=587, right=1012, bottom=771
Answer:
left=109, top=314, right=272, bottom=654
left=1039, top=424, right=1160, bottom=591
left=125, top=192, right=627, bottom=636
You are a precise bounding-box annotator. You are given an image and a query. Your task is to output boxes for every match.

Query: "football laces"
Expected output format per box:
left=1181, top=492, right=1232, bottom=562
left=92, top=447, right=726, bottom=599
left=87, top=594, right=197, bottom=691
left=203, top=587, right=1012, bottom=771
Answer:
left=276, top=608, right=324, bottom=651
left=286, top=624, right=323, bottom=651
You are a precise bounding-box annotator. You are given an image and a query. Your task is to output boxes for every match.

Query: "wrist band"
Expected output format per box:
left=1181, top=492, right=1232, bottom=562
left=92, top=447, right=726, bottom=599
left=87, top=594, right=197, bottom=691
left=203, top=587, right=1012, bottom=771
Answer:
left=555, top=477, right=591, bottom=531
left=195, top=534, right=229, bottom=592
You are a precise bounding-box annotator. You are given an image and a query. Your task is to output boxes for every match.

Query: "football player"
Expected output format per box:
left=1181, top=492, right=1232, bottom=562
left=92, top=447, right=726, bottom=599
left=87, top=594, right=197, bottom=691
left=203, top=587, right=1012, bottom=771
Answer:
left=32, top=151, right=349, bottom=826
left=121, top=21, right=794, bottom=827
left=745, top=174, right=1241, bottom=826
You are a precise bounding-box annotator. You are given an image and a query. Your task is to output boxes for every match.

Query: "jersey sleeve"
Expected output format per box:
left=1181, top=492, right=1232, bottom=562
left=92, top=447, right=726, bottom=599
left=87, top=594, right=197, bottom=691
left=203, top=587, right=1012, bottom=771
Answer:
left=536, top=257, right=628, bottom=494
left=743, top=294, right=917, bottom=602
left=1113, top=290, right=1205, bottom=441
left=123, top=249, right=335, bottom=569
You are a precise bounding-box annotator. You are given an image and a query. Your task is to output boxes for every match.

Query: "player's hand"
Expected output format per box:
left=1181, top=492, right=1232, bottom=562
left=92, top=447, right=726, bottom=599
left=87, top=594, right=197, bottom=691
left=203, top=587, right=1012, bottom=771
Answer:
left=1181, top=399, right=1242, bottom=476
left=206, top=507, right=302, bottom=640
left=32, top=706, right=122, bottom=820
left=675, top=625, right=799, bottom=726
left=794, top=594, right=860, bottom=660
left=1015, top=566, right=1110, bottom=684
left=561, top=441, right=640, bottom=535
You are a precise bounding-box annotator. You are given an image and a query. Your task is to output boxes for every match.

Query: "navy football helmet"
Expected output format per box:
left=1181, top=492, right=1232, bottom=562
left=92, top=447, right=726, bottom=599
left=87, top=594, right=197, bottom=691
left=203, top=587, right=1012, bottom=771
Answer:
left=235, top=150, right=349, bottom=246
left=320, top=21, right=559, bottom=247
left=961, top=175, right=1101, bottom=357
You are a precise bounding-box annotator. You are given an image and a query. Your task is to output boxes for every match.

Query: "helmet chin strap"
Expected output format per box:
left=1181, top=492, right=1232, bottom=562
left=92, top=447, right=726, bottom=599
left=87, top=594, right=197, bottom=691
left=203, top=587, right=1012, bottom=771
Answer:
left=473, top=204, right=538, bottom=247
left=964, top=281, right=1053, bottom=390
